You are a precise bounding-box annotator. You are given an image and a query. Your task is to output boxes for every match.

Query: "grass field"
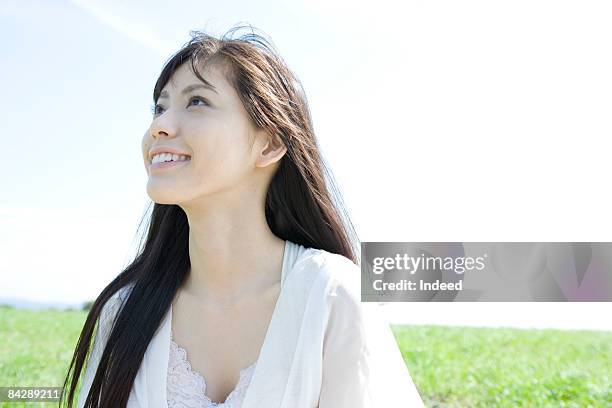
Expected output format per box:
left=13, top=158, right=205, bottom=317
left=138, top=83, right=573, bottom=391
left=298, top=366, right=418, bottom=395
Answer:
left=392, top=325, right=611, bottom=407
left=0, top=305, right=610, bottom=407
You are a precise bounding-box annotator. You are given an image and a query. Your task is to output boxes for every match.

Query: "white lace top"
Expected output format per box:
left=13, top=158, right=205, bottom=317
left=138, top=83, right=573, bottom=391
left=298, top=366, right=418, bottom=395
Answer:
left=167, top=334, right=257, bottom=408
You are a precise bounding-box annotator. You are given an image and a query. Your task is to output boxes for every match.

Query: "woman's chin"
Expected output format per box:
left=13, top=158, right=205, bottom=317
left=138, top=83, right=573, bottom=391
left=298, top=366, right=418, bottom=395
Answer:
left=146, top=186, right=184, bottom=205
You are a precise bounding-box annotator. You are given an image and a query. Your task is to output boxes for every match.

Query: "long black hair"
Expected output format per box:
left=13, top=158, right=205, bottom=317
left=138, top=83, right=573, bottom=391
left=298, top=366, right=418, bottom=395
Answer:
left=60, top=24, right=359, bottom=407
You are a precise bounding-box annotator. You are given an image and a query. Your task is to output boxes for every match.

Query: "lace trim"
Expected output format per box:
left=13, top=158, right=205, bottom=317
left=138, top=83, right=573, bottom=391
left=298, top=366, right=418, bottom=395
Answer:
left=167, top=333, right=257, bottom=408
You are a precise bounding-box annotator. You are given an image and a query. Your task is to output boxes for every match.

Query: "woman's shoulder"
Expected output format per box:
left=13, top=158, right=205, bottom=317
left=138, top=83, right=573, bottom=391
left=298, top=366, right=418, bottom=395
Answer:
left=107, top=282, right=135, bottom=307
left=292, top=245, right=362, bottom=302
left=99, top=282, right=136, bottom=327
left=295, top=248, right=388, bottom=343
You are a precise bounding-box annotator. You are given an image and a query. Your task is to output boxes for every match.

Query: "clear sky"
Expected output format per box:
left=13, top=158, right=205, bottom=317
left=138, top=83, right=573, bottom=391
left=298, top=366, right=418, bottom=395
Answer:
left=1, top=0, right=611, bottom=329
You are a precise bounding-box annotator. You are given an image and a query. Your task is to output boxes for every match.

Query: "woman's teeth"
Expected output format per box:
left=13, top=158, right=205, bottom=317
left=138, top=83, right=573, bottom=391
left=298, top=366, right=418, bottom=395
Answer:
left=151, top=153, right=191, bottom=164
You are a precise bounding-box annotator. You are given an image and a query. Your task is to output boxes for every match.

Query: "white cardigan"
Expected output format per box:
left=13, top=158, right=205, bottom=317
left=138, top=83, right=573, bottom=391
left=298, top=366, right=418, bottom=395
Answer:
left=78, top=240, right=425, bottom=407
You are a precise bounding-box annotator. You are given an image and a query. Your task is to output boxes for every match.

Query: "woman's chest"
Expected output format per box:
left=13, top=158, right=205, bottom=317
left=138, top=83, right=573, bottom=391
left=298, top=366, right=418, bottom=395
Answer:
left=170, top=284, right=280, bottom=402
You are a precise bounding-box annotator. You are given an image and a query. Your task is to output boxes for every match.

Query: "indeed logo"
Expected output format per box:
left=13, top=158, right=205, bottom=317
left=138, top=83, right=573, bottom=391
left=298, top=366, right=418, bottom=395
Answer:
left=371, top=253, right=487, bottom=275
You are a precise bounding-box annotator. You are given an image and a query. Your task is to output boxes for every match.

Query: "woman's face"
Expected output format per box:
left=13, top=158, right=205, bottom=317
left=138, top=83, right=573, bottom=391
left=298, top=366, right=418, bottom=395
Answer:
left=141, top=61, right=279, bottom=206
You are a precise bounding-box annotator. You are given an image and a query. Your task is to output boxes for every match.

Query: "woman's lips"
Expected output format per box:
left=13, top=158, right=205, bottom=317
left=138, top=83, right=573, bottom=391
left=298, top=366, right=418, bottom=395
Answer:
left=149, top=159, right=190, bottom=172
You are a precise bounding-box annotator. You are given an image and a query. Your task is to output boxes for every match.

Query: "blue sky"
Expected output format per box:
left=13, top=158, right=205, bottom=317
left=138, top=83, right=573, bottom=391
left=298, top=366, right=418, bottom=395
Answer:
left=1, top=0, right=611, bottom=329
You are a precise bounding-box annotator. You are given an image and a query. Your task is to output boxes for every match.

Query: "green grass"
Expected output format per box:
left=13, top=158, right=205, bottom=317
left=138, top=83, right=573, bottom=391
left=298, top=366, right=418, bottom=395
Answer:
left=0, top=306, right=86, bottom=407
left=0, top=305, right=610, bottom=407
left=391, top=324, right=611, bottom=407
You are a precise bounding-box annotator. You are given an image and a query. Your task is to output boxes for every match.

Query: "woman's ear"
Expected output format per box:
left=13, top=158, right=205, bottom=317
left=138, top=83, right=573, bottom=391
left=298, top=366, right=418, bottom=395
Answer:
left=255, top=132, right=287, bottom=168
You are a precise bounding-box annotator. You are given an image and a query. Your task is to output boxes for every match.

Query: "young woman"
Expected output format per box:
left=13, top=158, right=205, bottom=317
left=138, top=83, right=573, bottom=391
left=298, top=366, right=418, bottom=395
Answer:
left=61, top=25, right=425, bottom=408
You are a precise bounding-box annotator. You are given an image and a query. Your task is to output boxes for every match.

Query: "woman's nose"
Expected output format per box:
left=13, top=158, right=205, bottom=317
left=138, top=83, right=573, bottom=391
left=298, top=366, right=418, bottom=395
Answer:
left=150, top=115, right=178, bottom=139
left=152, top=129, right=171, bottom=139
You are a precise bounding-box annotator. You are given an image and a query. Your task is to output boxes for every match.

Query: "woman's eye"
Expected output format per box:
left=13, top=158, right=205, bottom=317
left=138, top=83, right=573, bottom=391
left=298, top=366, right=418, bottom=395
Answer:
left=150, top=104, right=163, bottom=116
left=188, top=96, right=209, bottom=107
left=150, top=96, right=208, bottom=116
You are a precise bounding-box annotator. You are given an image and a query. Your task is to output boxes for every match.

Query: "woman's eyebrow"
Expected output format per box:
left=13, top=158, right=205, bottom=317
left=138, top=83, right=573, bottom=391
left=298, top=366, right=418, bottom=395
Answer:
left=159, top=83, right=218, bottom=99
